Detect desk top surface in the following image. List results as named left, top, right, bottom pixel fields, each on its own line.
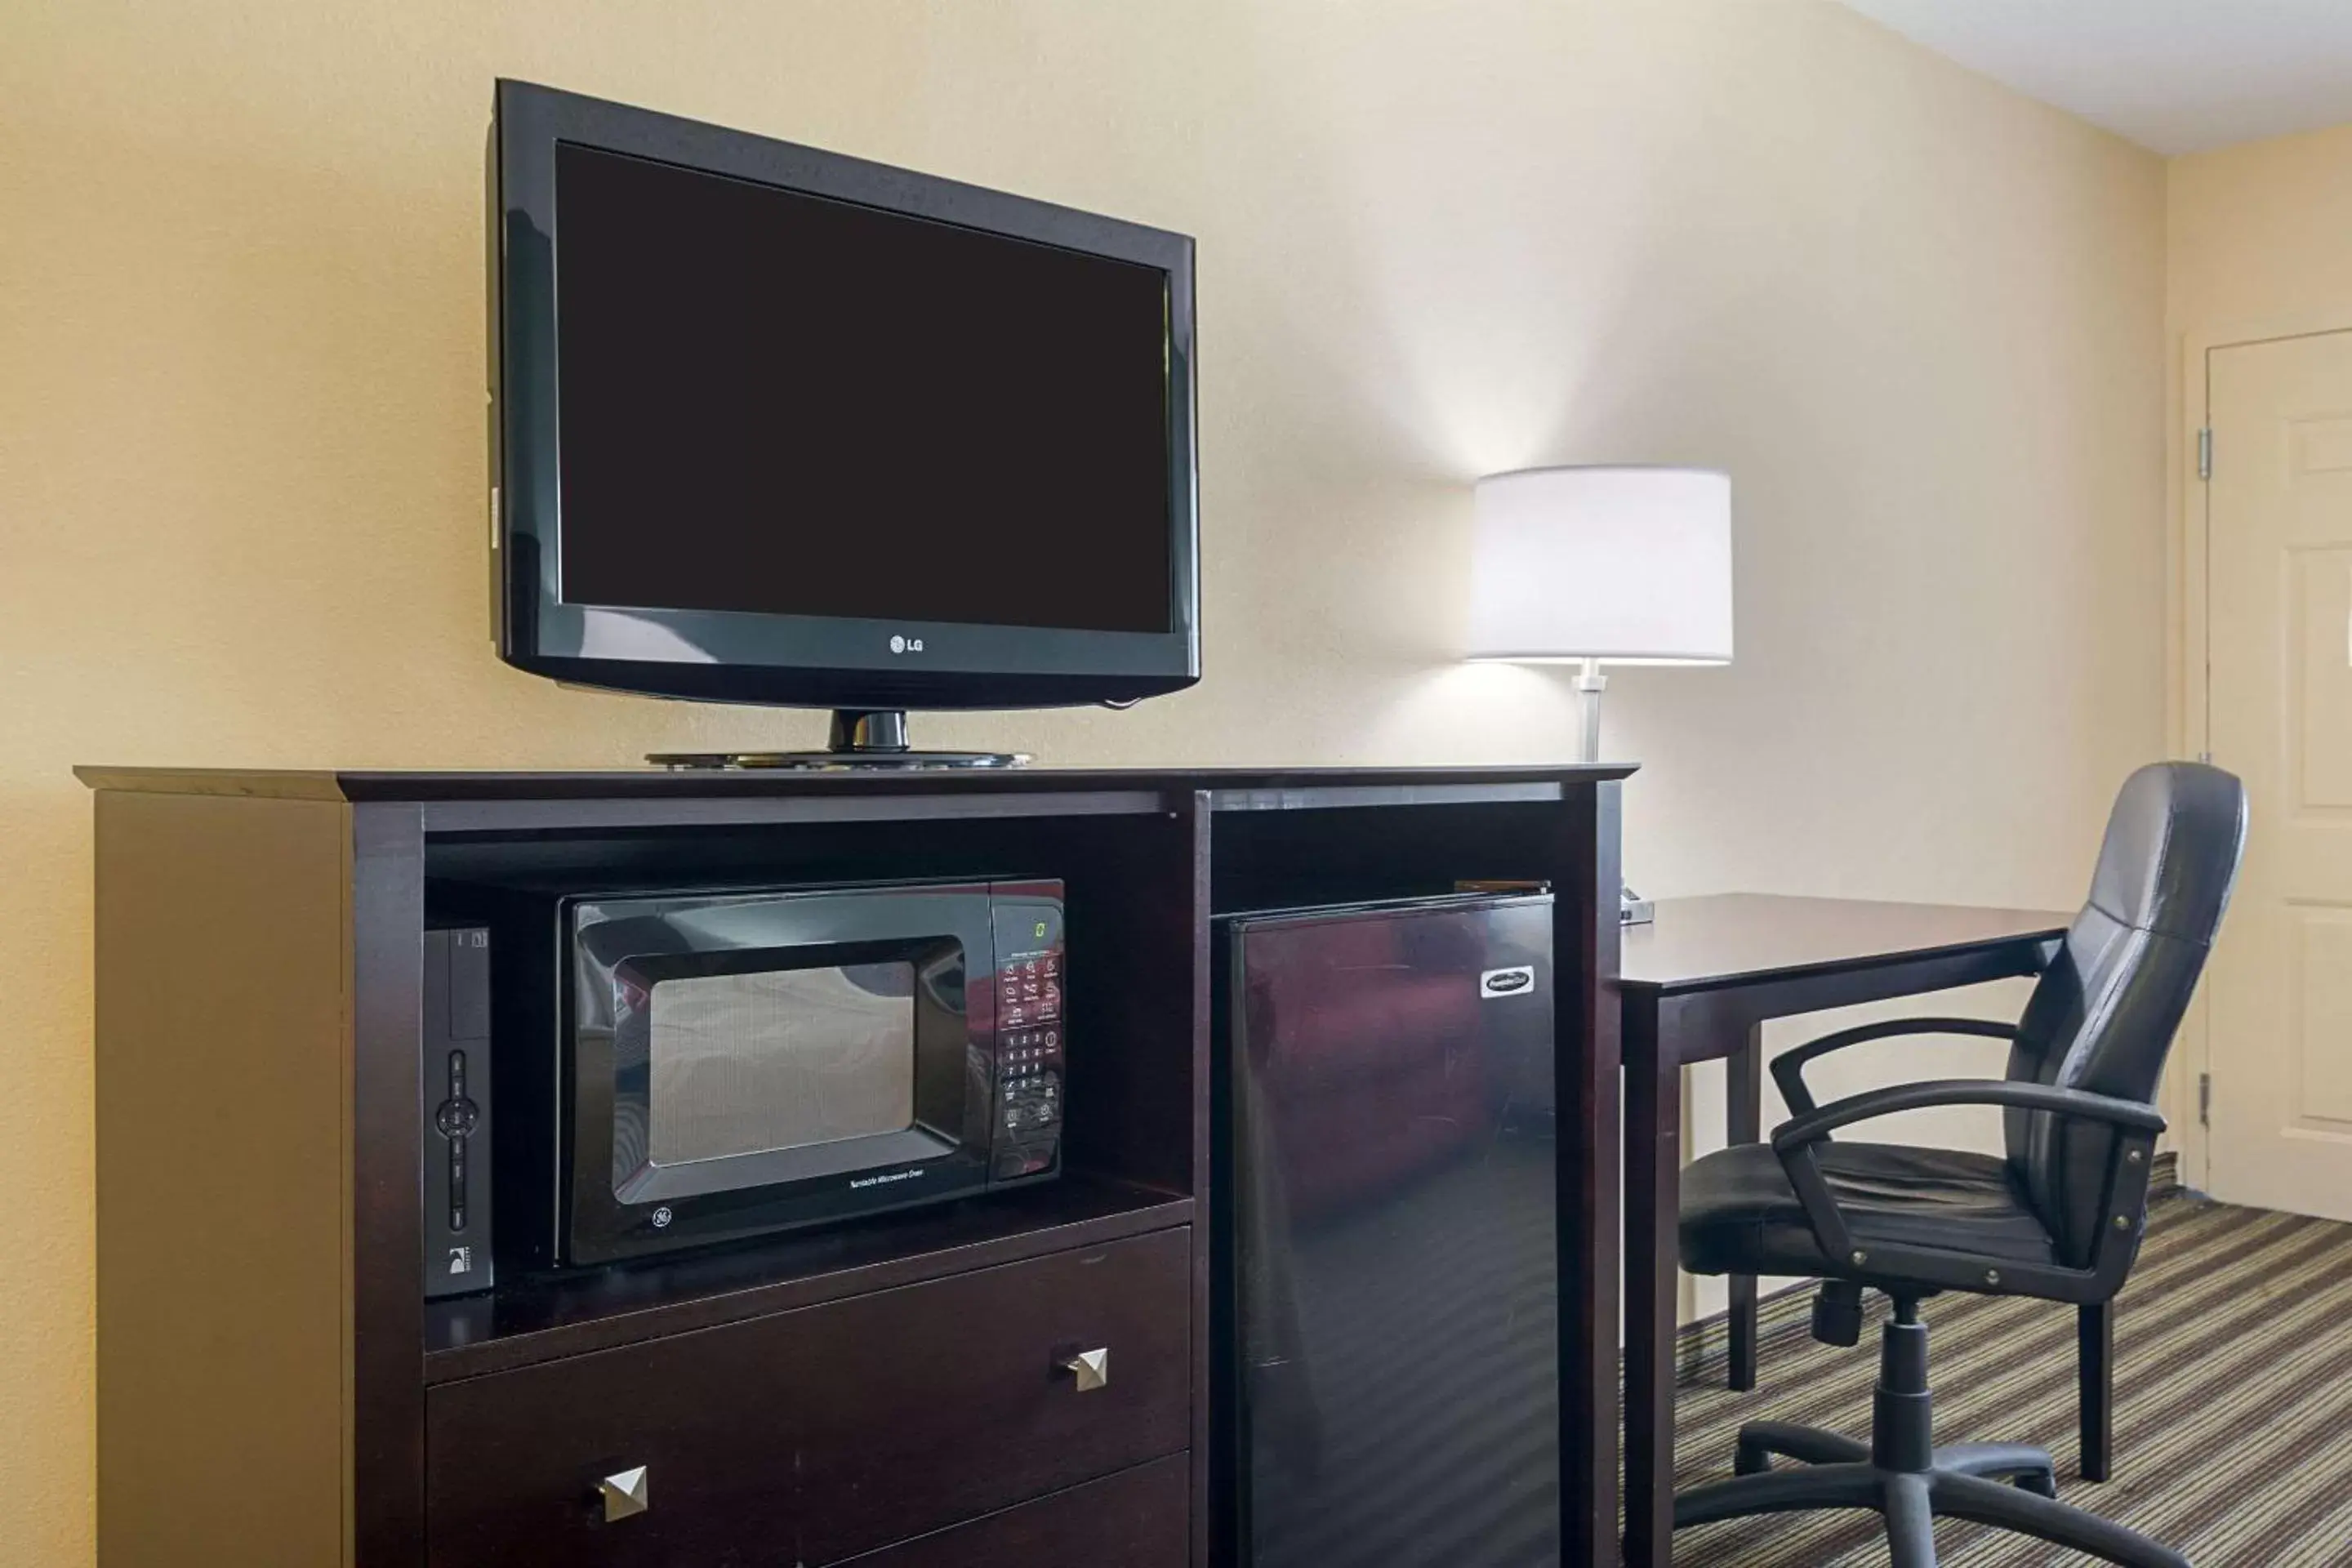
left=1619, top=893, right=2069, bottom=995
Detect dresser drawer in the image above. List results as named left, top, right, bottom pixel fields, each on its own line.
left=838, top=1455, right=1188, bottom=1568
left=425, top=1228, right=1192, bottom=1567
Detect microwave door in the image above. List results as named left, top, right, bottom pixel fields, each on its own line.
left=564, top=884, right=1010, bottom=1264
left=1226, top=894, right=1558, bottom=1568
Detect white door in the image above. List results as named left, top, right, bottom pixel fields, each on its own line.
left=2205, top=327, right=2352, bottom=1220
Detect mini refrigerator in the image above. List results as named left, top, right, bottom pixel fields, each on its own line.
left=1214, top=891, right=1559, bottom=1568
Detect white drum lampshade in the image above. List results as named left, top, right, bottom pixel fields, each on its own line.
left=1466, top=466, right=1733, bottom=666
left=1465, top=466, right=1732, bottom=764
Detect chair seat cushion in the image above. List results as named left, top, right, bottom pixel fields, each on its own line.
left=1679, top=1141, right=2056, bottom=1280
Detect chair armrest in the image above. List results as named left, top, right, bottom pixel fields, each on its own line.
left=1768, top=1080, right=2166, bottom=1303
left=1771, top=1079, right=2166, bottom=1156
left=1771, top=1018, right=2020, bottom=1116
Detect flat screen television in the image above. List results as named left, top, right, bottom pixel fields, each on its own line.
left=490, top=81, right=1200, bottom=764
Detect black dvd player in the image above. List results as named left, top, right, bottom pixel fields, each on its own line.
left=424, top=925, right=493, bottom=1298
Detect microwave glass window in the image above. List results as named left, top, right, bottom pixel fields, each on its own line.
left=646, top=961, right=917, bottom=1166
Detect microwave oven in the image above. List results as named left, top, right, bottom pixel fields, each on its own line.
left=460, top=876, right=1067, bottom=1275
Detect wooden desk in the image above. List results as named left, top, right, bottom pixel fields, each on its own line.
left=1617, top=893, right=2070, bottom=1568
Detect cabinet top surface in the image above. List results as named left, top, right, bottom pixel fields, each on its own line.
left=75, top=760, right=1637, bottom=803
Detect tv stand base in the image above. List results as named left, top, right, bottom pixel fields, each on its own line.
left=648, top=709, right=1029, bottom=771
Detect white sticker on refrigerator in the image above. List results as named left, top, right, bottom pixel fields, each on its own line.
left=1480, top=965, right=1535, bottom=998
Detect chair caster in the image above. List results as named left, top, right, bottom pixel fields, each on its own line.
left=2016, top=1468, right=2060, bottom=1499
left=1734, top=1441, right=1773, bottom=1477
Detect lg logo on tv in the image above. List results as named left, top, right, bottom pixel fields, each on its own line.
left=889, top=634, right=926, bottom=654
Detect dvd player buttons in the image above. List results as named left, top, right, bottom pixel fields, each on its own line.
left=434, top=1049, right=480, bottom=1232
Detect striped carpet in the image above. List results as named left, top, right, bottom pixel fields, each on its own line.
left=1664, top=1192, right=2352, bottom=1566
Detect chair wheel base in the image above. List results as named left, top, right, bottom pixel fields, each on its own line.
left=1675, top=1423, right=2184, bottom=1568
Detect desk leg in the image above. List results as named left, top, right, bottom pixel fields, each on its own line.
left=2080, top=1300, right=2114, bottom=1482
left=1726, top=1022, right=1762, bottom=1393
left=1624, top=1027, right=1682, bottom=1568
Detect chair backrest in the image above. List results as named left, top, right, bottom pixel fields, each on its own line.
left=2007, top=761, right=2247, bottom=1266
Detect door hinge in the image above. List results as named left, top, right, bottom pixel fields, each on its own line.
left=2198, top=1071, right=2212, bottom=1128
left=2198, top=427, right=2213, bottom=481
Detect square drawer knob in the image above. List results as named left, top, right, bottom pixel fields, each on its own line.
left=1059, top=1348, right=1110, bottom=1392
left=600, top=1465, right=650, bottom=1521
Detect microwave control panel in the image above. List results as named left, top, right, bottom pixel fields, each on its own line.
left=991, top=901, right=1065, bottom=1183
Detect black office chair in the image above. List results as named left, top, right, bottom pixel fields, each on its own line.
left=1671, top=761, right=2246, bottom=1568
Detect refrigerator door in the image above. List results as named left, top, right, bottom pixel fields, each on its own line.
left=1219, top=893, right=1558, bottom=1568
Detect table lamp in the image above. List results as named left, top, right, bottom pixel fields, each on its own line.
left=1466, top=465, right=1733, bottom=920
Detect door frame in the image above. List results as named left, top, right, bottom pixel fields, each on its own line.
left=2172, top=309, right=2352, bottom=1193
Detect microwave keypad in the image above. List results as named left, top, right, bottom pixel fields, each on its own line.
left=1000, top=1029, right=1062, bottom=1129
left=998, top=949, right=1063, bottom=1140
left=995, top=949, right=1062, bottom=1029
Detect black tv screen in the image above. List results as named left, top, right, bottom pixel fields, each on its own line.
left=492, top=81, right=1200, bottom=712
left=554, top=143, right=1174, bottom=635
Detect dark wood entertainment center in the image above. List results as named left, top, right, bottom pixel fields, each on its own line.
left=83, top=763, right=1628, bottom=1567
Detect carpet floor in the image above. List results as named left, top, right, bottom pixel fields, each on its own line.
left=1664, top=1192, right=2352, bottom=1566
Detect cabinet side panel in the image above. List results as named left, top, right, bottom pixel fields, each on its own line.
left=1554, top=781, right=1622, bottom=1568
left=96, top=792, right=353, bottom=1566
left=352, top=804, right=425, bottom=1567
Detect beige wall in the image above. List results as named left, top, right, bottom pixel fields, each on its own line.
left=2, top=2, right=2166, bottom=1559
left=2170, top=122, right=2352, bottom=339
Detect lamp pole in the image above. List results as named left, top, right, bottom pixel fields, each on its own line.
left=1573, top=657, right=1607, bottom=764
